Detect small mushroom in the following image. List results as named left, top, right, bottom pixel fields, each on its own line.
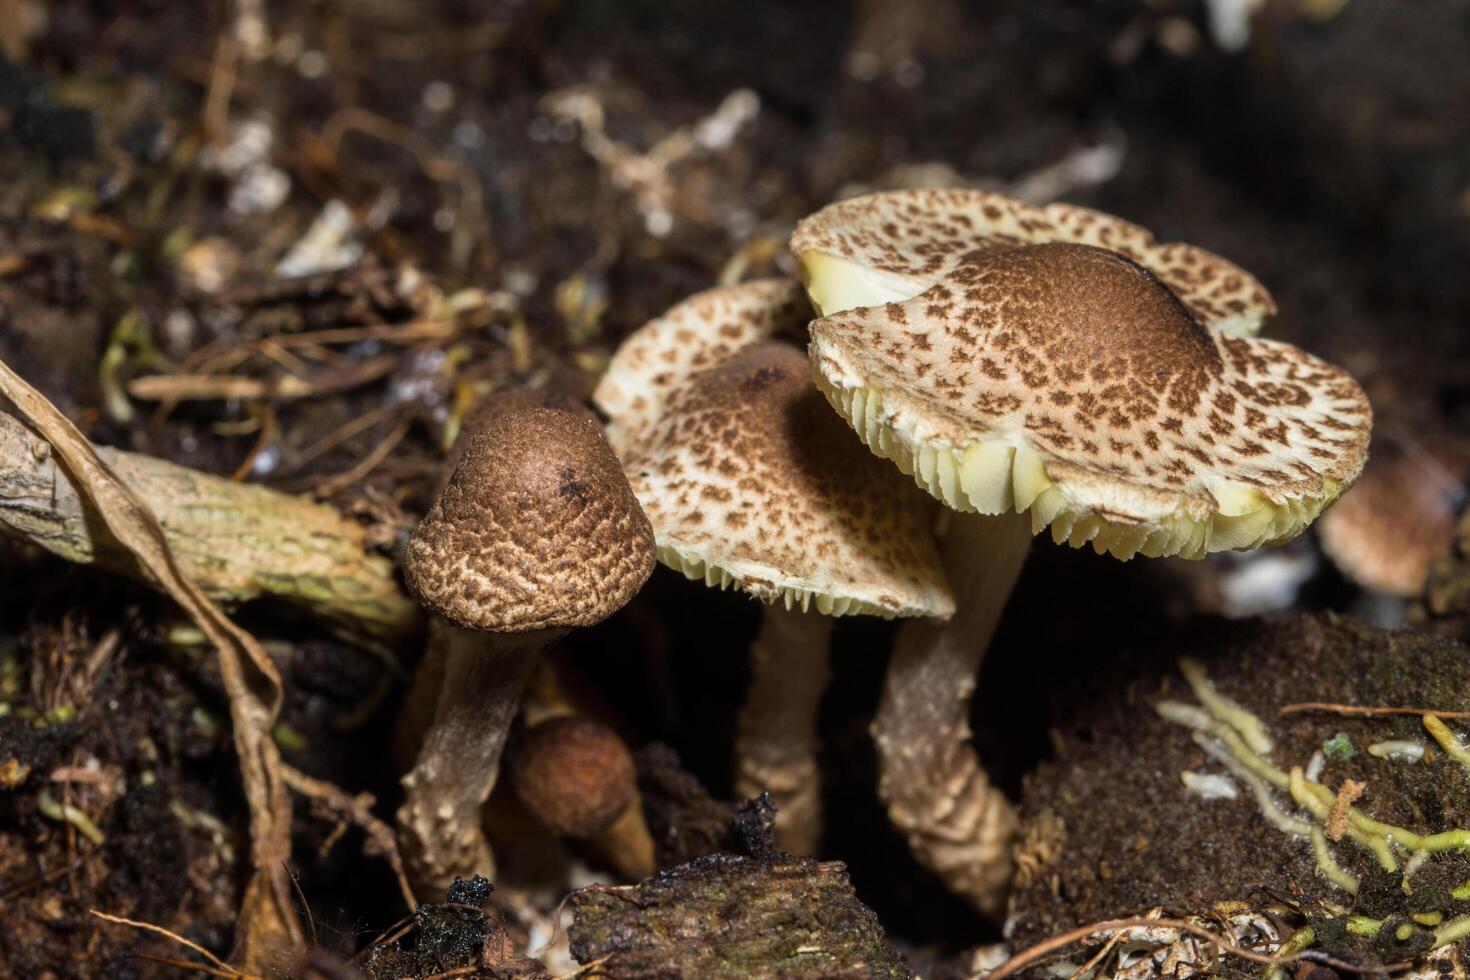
left=396, top=407, right=655, bottom=899
left=791, top=190, right=1372, bottom=914
left=595, top=281, right=953, bottom=854
left=509, top=716, right=656, bottom=880
left=1318, top=434, right=1469, bottom=597
left=395, top=386, right=604, bottom=769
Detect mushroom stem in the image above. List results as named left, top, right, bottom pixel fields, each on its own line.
left=733, top=605, right=833, bottom=854
left=586, top=799, right=658, bottom=880
left=397, top=624, right=554, bottom=900
left=871, top=508, right=1032, bottom=917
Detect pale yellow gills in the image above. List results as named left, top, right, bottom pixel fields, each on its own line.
left=792, top=188, right=1276, bottom=337
left=809, top=242, right=1371, bottom=561
left=622, top=340, right=952, bottom=618
left=594, top=278, right=809, bottom=455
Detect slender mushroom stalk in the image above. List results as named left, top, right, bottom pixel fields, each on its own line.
left=595, top=284, right=953, bottom=854
left=792, top=189, right=1372, bottom=914
left=732, top=605, right=832, bottom=855
left=397, top=408, right=655, bottom=900
left=871, top=510, right=1030, bottom=912
left=510, top=716, right=656, bottom=880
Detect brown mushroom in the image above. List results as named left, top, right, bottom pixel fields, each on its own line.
left=396, top=386, right=604, bottom=769
left=791, top=189, right=1372, bottom=914
left=509, top=716, right=655, bottom=880
left=1318, top=434, right=1469, bottom=597
left=395, top=407, right=655, bottom=899
left=595, top=281, right=953, bottom=854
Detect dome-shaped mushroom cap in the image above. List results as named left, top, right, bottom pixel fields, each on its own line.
left=622, top=339, right=954, bottom=619
left=593, top=279, right=810, bottom=455
left=405, top=408, right=656, bottom=632
left=1318, top=437, right=1469, bottom=596
left=809, top=242, right=1371, bottom=561
left=510, top=716, right=636, bottom=838
left=792, top=188, right=1275, bottom=337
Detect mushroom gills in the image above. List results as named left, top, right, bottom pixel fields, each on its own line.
left=813, top=368, right=1345, bottom=563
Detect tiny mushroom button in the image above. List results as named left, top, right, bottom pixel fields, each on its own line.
left=395, top=407, right=655, bottom=900
left=791, top=190, right=1372, bottom=916
left=595, top=280, right=954, bottom=855
left=510, top=715, right=656, bottom=880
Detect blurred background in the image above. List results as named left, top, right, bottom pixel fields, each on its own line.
left=2, top=0, right=1469, bottom=971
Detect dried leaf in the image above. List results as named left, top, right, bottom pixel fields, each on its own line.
left=0, top=357, right=301, bottom=971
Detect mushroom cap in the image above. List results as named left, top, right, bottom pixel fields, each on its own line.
left=620, top=337, right=954, bottom=618
left=792, top=188, right=1276, bottom=337
left=405, top=408, right=656, bottom=632
left=1318, top=437, right=1468, bottom=596
left=445, top=386, right=599, bottom=479
left=594, top=278, right=810, bottom=455
left=510, top=716, right=636, bottom=838
left=808, top=242, right=1371, bottom=560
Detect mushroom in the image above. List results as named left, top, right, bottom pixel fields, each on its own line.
left=396, top=406, right=655, bottom=899
left=790, top=189, right=1372, bottom=914
left=509, top=715, right=656, bottom=880
left=395, top=386, right=603, bottom=770
left=594, top=280, right=954, bottom=854
left=1318, top=434, right=1469, bottom=597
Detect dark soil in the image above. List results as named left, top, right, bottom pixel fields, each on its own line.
left=2, top=0, right=1469, bottom=974
left=1009, top=613, right=1470, bottom=968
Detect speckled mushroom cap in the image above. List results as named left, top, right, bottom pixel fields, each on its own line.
left=1318, top=438, right=1468, bottom=596
left=792, top=188, right=1276, bottom=337
left=808, top=242, right=1371, bottom=560
left=620, top=340, right=954, bottom=618
left=405, top=408, right=656, bottom=632
left=594, top=278, right=810, bottom=455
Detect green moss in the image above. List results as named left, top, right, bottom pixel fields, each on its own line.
left=1322, top=731, right=1355, bottom=760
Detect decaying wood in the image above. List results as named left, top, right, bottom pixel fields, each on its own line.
left=569, top=813, right=911, bottom=980
left=0, top=410, right=421, bottom=647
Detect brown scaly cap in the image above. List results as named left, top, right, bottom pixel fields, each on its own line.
left=792, top=188, right=1276, bottom=336
left=445, top=386, right=600, bottom=477
left=622, top=339, right=954, bottom=618
left=593, top=278, right=810, bottom=456
left=810, top=242, right=1371, bottom=560
left=510, top=717, right=636, bottom=837
left=405, top=408, right=655, bottom=632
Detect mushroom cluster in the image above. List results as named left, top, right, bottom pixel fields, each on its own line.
left=392, top=187, right=1372, bottom=922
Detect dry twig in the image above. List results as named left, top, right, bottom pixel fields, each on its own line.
left=1280, top=702, right=1470, bottom=720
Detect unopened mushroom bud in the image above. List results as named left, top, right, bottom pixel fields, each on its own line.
left=510, top=716, right=655, bottom=880
left=595, top=281, right=953, bottom=855
left=792, top=189, right=1372, bottom=915
left=395, top=407, right=655, bottom=900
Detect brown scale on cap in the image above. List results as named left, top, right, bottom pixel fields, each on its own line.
left=595, top=278, right=810, bottom=456
left=622, top=341, right=953, bottom=618
left=510, top=716, right=637, bottom=838
left=792, top=188, right=1275, bottom=336
left=405, top=408, right=655, bottom=633
left=811, top=242, right=1371, bottom=559
left=1319, top=437, right=1470, bottom=596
